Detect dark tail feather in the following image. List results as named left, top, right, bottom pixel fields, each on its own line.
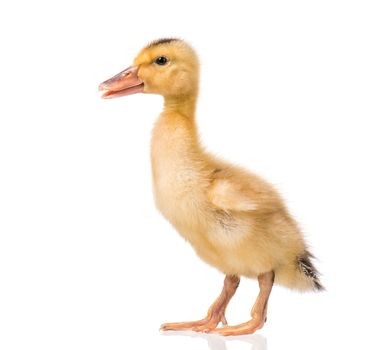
left=297, top=251, right=325, bottom=292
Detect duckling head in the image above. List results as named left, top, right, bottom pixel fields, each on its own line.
left=99, top=38, right=199, bottom=100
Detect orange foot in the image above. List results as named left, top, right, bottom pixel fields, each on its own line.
left=161, top=275, right=239, bottom=333
left=160, top=314, right=227, bottom=332
left=210, top=317, right=265, bottom=336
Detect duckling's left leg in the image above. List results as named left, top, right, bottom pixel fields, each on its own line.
left=160, top=275, right=240, bottom=332
left=211, top=271, right=274, bottom=336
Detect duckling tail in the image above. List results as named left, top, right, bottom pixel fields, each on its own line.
left=297, top=250, right=324, bottom=292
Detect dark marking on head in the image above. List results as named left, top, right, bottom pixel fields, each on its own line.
left=146, top=38, right=181, bottom=48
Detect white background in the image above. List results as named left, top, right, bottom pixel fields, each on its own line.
left=1, top=1, right=388, bottom=349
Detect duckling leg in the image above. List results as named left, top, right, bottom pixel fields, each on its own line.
left=211, top=271, right=274, bottom=336
left=160, top=275, right=240, bottom=332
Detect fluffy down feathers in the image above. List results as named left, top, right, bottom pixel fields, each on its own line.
left=136, top=39, right=322, bottom=291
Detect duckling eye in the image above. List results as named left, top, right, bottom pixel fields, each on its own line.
left=154, top=56, right=168, bottom=66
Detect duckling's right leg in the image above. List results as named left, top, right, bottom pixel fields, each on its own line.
left=160, top=275, right=240, bottom=332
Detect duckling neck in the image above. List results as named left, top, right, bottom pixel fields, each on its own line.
left=151, top=94, right=203, bottom=178
left=163, top=94, right=197, bottom=118
left=158, top=94, right=200, bottom=148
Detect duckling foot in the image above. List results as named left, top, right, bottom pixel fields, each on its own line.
left=211, top=271, right=274, bottom=336
left=160, top=275, right=239, bottom=332
left=160, top=314, right=225, bottom=332
left=210, top=317, right=266, bottom=336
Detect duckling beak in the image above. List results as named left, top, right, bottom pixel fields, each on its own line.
left=99, top=66, right=144, bottom=99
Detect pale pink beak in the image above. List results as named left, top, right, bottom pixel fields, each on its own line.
left=99, top=66, right=144, bottom=99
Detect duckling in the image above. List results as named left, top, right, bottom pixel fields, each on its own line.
left=99, top=38, right=323, bottom=336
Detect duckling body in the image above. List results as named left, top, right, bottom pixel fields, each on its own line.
left=100, top=38, right=323, bottom=335
left=151, top=108, right=309, bottom=286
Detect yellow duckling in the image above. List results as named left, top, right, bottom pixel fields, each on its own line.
left=99, top=38, right=323, bottom=336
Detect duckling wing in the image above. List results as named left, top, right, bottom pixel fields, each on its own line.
left=207, top=166, right=283, bottom=213
left=208, top=178, right=260, bottom=212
